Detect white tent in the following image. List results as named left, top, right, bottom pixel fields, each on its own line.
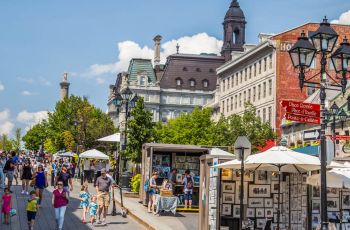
left=214, top=146, right=320, bottom=228
left=307, top=168, right=350, bottom=188
left=209, top=147, right=234, bottom=157
left=79, top=149, right=109, bottom=160
left=58, top=151, right=76, bottom=157
left=97, top=133, right=120, bottom=142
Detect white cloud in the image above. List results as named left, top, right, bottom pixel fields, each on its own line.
left=17, top=110, right=48, bottom=131
left=22, top=90, right=35, bottom=96
left=84, top=32, right=223, bottom=76
left=0, top=82, right=4, bottom=92
left=331, top=10, right=350, bottom=24
left=38, top=76, right=52, bottom=86
left=17, top=77, right=34, bottom=84
left=0, top=109, right=14, bottom=136
left=96, top=77, right=106, bottom=85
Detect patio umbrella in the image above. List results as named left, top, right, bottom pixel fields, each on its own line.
left=97, top=133, right=120, bottom=142
left=79, top=149, right=109, bottom=160
left=307, top=168, right=350, bottom=230
left=214, top=146, right=321, bottom=229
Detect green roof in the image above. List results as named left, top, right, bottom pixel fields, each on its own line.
left=127, top=59, right=156, bottom=83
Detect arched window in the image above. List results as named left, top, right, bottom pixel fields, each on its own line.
left=203, top=80, right=209, bottom=88
left=189, top=79, right=196, bottom=87
left=232, top=29, right=240, bottom=44
left=140, top=75, right=146, bottom=86
left=176, top=78, right=182, bottom=86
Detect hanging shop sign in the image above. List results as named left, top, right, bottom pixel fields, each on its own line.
left=282, top=100, right=321, bottom=124
left=285, top=113, right=321, bottom=124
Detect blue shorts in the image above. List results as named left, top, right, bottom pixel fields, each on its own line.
left=148, top=188, right=156, bottom=196
left=27, top=211, right=36, bottom=221
left=184, top=191, right=193, bottom=201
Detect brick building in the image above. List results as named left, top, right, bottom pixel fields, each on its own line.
left=212, top=22, right=350, bottom=135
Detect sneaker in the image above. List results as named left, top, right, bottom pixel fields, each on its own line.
left=102, top=219, right=107, bottom=225
left=96, top=220, right=101, bottom=224
left=26, top=191, right=29, bottom=195
left=21, top=190, right=25, bottom=194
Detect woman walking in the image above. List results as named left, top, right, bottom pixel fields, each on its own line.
left=147, top=171, right=159, bottom=213
left=52, top=182, right=69, bottom=230
left=34, top=164, right=48, bottom=205
left=21, top=160, right=32, bottom=195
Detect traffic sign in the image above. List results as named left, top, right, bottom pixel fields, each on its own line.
left=303, top=129, right=320, bottom=141
left=234, top=136, right=251, bottom=161
left=281, top=100, right=320, bottom=111
left=285, top=105, right=320, bottom=117
left=285, top=113, right=320, bottom=124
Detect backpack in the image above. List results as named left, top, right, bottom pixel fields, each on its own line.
left=186, top=176, right=193, bottom=190
left=144, top=179, right=150, bottom=192
left=3, top=159, right=12, bottom=172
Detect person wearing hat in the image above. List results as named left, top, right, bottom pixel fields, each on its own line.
left=95, top=168, right=112, bottom=225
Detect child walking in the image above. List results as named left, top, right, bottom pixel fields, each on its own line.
left=79, top=184, right=91, bottom=224
left=26, top=190, right=39, bottom=230
left=1, top=188, right=12, bottom=225
left=88, top=196, right=98, bottom=226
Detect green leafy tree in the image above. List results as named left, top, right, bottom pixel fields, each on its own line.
left=23, top=95, right=116, bottom=153
left=0, top=134, right=13, bottom=151
left=11, top=128, right=22, bottom=151
left=125, top=97, right=154, bottom=163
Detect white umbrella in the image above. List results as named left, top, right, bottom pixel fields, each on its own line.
left=97, top=133, right=120, bottom=142
left=79, top=149, right=109, bottom=160
left=209, top=148, right=234, bottom=157
left=214, top=146, right=320, bottom=228
left=58, top=151, right=76, bottom=158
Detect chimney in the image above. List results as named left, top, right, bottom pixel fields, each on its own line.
left=153, top=35, right=162, bottom=72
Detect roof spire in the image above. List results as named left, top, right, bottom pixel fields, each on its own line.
left=176, top=43, right=180, bottom=54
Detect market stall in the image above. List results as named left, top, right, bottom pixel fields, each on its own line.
left=140, top=143, right=209, bottom=211
left=79, top=149, right=110, bottom=183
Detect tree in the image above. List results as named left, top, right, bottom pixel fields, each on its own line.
left=23, top=95, right=116, bottom=153
left=0, top=134, right=12, bottom=151
left=125, top=97, right=154, bottom=163
left=12, top=128, right=21, bottom=151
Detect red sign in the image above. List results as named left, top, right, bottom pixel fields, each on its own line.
left=327, top=135, right=350, bottom=140
left=285, top=106, right=320, bottom=117
left=281, top=100, right=320, bottom=111
left=285, top=113, right=320, bottom=124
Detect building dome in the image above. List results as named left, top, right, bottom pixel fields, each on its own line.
left=225, top=0, right=245, bottom=20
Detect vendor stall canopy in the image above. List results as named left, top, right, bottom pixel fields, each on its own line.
left=79, top=149, right=109, bottom=160
left=97, top=133, right=120, bottom=142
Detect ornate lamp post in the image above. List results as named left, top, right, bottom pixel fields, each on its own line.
left=289, top=17, right=350, bottom=229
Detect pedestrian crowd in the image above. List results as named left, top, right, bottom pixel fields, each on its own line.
left=0, top=150, right=116, bottom=230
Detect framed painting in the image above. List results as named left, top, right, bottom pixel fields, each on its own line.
left=222, top=182, right=235, bottom=193
left=249, top=184, right=271, bottom=198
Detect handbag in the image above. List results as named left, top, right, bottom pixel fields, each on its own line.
left=10, top=208, right=16, bottom=217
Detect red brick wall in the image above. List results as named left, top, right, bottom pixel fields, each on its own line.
left=272, top=23, right=350, bottom=135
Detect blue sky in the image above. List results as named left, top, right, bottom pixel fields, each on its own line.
left=0, top=0, right=350, bottom=137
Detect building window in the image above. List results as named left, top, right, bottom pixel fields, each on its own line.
left=222, top=79, right=225, bottom=92
left=257, top=110, right=260, bottom=118
left=227, top=98, right=229, bottom=112
left=228, top=77, right=231, bottom=90
left=183, top=67, right=188, bottom=71
left=190, top=79, right=196, bottom=87
left=235, top=95, right=238, bottom=109
left=196, top=68, right=201, bottom=72
left=258, top=85, right=261, bottom=100
left=258, top=60, right=262, bottom=74
left=269, top=54, right=273, bottom=69
left=145, top=94, right=150, bottom=102
left=254, top=63, right=257, bottom=76
left=310, top=58, right=316, bottom=69
left=231, top=75, right=234, bottom=88
left=244, top=68, right=247, bottom=81
left=240, top=71, right=243, bottom=83
left=222, top=101, right=225, bottom=113
left=230, top=97, right=233, bottom=111
left=248, top=89, right=251, bottom=102
left=236, top=73, right=239, bottom=85
left=190, top=97, right=194, bottom=105
left=328, top=58, right=334, bottom=70
left=253, top=87, right=256, bottom=102
left=263, top=82, right=266, bottom=98
left=264, top=57, right=267, bottom=72
left=239, top=93, right=242, bottom=107
left=209, top=68, right=215, bottom=73
left=140, top=75, right=146, bottom=86
left=269, top=79, right=272, bottom=96
left=268, top=106, right=272, bottom=124
left=263, top=108, right=266, bottom=122
left=244, top=91, right=246, bottom=103
left=176, top=78, right=182, bottom=86
left=249, top=66, right=252, bottom=79
left=203, top=80, right=209, bottom=88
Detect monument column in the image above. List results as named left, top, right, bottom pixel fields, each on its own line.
left=60, top=72, right=70, bottom=101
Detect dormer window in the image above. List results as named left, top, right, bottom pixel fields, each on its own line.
left=196, top=68, right=201, bottom=72
left=176, top=78, right=183, bottom=86
left=140, top=75, right=146, bottom=86
left=190, top=79, right=196, bottom=87
left=183, top=67, right=188, bottom=71
left=209, top=68, right=215, bottom=73
left=203, top=80, right=209, bottom=88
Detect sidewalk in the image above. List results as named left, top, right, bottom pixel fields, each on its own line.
left=113, top=190, right=198, bottom=230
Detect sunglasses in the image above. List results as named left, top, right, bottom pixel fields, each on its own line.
left=57, top=183, right=63, bottom=186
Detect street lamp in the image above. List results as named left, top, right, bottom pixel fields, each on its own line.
left=289, top=17, right=350, bottom=230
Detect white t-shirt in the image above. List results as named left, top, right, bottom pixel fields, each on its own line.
left=84, top=160, right=90, bottom=170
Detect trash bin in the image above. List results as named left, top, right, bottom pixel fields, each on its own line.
left=120, top=171, right=132, bottom=189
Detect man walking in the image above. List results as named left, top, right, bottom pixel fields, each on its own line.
left=0, top=152, right=6, bottom=189
left=95, top=168, right=112, bottom=225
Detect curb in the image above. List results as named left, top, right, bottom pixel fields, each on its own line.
left=114, top=198, right=156, bottom=230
